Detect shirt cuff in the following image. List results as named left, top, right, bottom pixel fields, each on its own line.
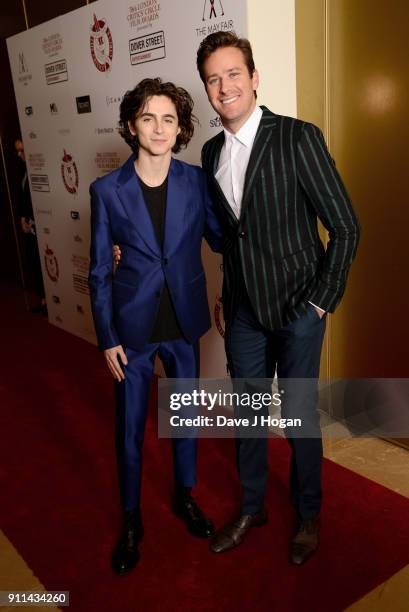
left=308, top=301, right=326, bottom=314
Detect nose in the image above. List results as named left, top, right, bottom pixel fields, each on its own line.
left=219, top=76, right=231, bottom=96
left=154, top=119, right=163, bottom=133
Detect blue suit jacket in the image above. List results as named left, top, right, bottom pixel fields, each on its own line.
left=89, top=155, right=223, bottom=351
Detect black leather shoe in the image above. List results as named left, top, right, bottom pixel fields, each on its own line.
left=173, top=491, right=215, bottom=539
left=290, top=516, right=320, bottom=565
left=111, top=508, right=144, bottom=575
left=210, top=510, right=268, bottom=553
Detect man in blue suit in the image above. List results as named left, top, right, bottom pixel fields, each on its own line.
left=88, top=78, right=222, bottom=575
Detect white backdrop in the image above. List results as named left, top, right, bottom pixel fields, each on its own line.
left=7, top=0, right=247, bottom=376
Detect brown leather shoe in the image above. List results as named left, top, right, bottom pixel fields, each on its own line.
left=210, top=510, right=268, bottom=553
left=290, top=516, right=320, bottom=565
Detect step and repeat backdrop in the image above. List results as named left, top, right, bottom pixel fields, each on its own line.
left=7, top=0, right=247, bottom=376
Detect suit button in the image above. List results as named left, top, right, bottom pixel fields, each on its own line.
left=238, top=231, right=245, bottom=238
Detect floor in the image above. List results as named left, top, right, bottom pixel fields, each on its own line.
left=0, top=284, right=408, bottom=610
left=1, top=437, right=407, bottom=611
left=324, top=437, right=409, bottom=611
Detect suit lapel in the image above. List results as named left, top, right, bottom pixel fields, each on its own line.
left=240, top=107, right=277, bottom=219
left=116, top=154, right=161, bottom=257
left=163, top=159, right=186, bottom=256
left=207, top=131, right=238, bottom=225
left=209, top=130, right=224, bottom=175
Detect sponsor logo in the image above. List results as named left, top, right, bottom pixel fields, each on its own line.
left=25, top=105, right=33, bottom=116
left=95, top=151, right=121, bottom=175
left=90, top=14, right=113, bottom=72
left=94, top=127, right=114, bottom=135
left=106, top=95, right=122, bottom=108
left=70, top=210, right=80, bottom=220
left=196, top=0, right=233, bottom=37
left=210, top=116, right=222, bottom=128
left=73, top=275, right=89, bottom=295
left=28, top=153, right=45, bottom=172
left=214, top=294, right=225, bottom=338
left=42, top=33, right=63, bottom=57
left=127, top=1, right=161, bottom=31
left=36, top=207, right=52, bottom=217
left=202, top=0, right=225, bottom=20
left=18, top=53, right=32, bottom=85
left=45, top=59, right=68, bottom=85
left=30, top=174, right=50, bottom=193
left=52, top=295, right=61, bottom=304
left=72, top=254, right=90, bottom=296
left=28, top=131, right=37, bottom=139
left=50, top=102, right=58, bottom=114
left=61, top=150, right=79, bottom=194
left=44, top=245, right=59, bottom=282
left=19, top=52, right=29, bottom=74
left=129, top=30, right=165, bottom=65
left=76, top=95, right=91, bottom=114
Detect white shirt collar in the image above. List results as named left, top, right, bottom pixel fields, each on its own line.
left=223, top=105, right=263, bottom=147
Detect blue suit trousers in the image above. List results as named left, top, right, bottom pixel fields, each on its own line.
left=114, top=338, right=199, bottom=511
left=225, top=295, right=326, bottom=520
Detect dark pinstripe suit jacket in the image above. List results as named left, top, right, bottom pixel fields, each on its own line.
left=201, top=106, right=360, bottom=330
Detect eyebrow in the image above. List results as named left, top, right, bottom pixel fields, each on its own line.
left=206, top=67, right=242, bottom=80
left=140, top=112, right=177, bottom=119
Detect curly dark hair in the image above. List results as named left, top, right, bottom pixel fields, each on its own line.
left=197, top=32, right=256, bottom=94
left=118, top=78, right=197, bottom=155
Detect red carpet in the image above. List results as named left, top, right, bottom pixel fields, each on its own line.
left=1, top=282, right=409, bottom=612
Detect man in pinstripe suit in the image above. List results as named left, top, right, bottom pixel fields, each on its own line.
left=197, top=32, right=360, bottom=564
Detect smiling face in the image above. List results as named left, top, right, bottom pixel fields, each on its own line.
left=128, top=95, right=181, bottom=159
left=203, top=46, right=259, bottom=133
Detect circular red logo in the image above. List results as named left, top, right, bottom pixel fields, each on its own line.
left=90, top=14, right=113, bottom=72
left=61, top=149, right=79, bottom=194
left=44, top=245, right=59, bottom=282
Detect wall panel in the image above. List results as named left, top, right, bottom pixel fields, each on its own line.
left=328, top=0, right=409, bottom=378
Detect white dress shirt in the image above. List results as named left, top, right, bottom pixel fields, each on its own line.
left=215, top=105, right=263, bottom=219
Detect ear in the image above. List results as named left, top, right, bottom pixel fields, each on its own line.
left=252, top=68, right=260, bottom=93
left=128, top=119, right=137, bottom=136
left=177, top=126, right=181, bottom=135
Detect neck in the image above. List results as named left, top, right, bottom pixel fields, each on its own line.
left=222, top=99, right=257, bottom=134
left=134, top=150, right=171, bottom=186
